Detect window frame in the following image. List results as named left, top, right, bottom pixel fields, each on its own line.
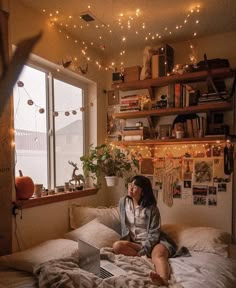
left=14, top=55, right=88, bottom=190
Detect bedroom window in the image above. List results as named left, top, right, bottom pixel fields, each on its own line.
left=13, top=63, right=86, bottom=189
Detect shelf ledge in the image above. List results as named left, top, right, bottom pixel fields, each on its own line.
left=13, top=188, right=99, bottom=209
left=111, top=136, right=229, bottom=146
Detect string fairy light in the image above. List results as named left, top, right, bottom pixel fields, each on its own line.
left=110, top=141, right=226, bottom=162
left=44, top=5, right=202, bottom=72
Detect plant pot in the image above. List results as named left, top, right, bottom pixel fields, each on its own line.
left=105, top=176, right=119, bottom=187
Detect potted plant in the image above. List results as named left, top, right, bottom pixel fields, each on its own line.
left=80, top=143, right=140, bottom=187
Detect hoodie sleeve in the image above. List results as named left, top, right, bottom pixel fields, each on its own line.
left=138, top=205, right=161, bottom=257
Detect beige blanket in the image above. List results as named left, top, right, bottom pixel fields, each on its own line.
left=34, top=248, right=183, bottom=288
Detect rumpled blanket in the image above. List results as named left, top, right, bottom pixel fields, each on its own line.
left=34, top=247, right=183, bottom=288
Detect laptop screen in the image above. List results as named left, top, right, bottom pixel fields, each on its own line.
left=78, top=239, right=127, bottom=279
left=78, top=239, right=100, bottom=276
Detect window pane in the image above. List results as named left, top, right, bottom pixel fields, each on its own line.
left=54, top=79, right=84, bottom=187
left=14, top=66, right=48, bottom=187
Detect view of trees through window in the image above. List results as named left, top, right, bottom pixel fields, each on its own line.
left=14, top=65, right=84, bottom=189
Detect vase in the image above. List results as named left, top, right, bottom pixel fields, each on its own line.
left=105, top=176, right=119, bottom=187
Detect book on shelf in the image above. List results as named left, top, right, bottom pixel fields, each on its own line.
left=120, top=104, right=140, bottom=109
left=120, top=99, right=139, bottom=105
left=123, top=126, right=147, bottom=131
left=151, top=54, right=159, bottom=79
left=120, top=94, right=139, bottom=99
left=186, top=119, right=194, bottom=137
left=107, top=134, right=121, bottom=141
left=192, top=118, right=199, bottom=138
left=185, top=116, right=206, bottom=138
left=167, top=83, right=175, bottom=108
left=174, top=83, right=182, bottom=108
left=122, top=127, right=150, bottom=136
left=201, top=91, right=227, bottom=97
left=198, top=99, right=226, bottom=104
left=119, top=107, right=140, bottom=112
left=204, top=134, right=226, bottom=138
left=122, top=135, right=144, bottom=141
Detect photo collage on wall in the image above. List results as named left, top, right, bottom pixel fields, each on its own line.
left=140, top=142, right=232, bottom=207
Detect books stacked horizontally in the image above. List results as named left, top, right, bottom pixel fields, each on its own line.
left=198, top=91, right=228, bottom=104
left=119, top=95, right=140, bottom=112
left=122, top=126, right=150, bottom=141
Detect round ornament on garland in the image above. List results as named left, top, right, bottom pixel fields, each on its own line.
left=15, top=170, right=34, bottom=200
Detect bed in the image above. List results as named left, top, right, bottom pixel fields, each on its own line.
left=0, top=204, right=235, bottom=288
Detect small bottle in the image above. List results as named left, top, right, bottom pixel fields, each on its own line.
left=64, top=182, right=69, bottom=192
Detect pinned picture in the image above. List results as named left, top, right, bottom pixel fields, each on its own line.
left=208, top=197, right=217, bottom=206
left=194, top=160, right=213, bottom=184
left=193, top=185, right=207, bottom=205
left=218, top=183, right=227, bottom=192
left=184, top=180, right=192, bottom=189
left=183, top=159, right=193, bottom=180
left=173, top=184, right=182, bottom=198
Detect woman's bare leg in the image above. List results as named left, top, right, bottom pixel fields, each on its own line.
left=150, top=243, right=170, bottom=285
left=113, top=240, right=141, bottom=256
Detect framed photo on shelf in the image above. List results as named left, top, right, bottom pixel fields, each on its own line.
left=107, top=90, right=120, bottom=106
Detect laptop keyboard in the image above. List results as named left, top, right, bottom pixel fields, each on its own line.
left=100, top=267, right=114, bottom=279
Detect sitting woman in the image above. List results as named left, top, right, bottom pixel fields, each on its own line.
left=112, top=175, right=177, bottom=286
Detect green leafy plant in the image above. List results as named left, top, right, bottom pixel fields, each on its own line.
left=80, top=143, right=140, bottom=187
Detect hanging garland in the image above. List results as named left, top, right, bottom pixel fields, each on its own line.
left=16, top=80, right=94, bottom=117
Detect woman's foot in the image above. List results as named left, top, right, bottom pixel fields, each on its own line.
left=150, top=271, right=168, bottom=286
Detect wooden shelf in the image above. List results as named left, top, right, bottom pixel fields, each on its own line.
left=113, top=101, right=232, bottom=119
left=112, top=67, right=233, bottom=91
left=112, top=136, right=228, bottom=146
left=13, top=188, right=99, bottom=209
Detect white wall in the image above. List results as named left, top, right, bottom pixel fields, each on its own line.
left=12, top=194, right=101, bottom=252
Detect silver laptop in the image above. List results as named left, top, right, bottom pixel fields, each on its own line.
left=78, top=239, right=127, bottom=279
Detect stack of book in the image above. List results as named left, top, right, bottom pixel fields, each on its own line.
left=122, top=126, right=150, bottom=141
left=198, top=91, right=228, bottom=104
left=119, top=95, right=140, bottom=112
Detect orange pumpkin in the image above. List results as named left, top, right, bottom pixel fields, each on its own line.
left=15, top=170, right=34, bottom=200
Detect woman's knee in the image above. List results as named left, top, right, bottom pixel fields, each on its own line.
left=113, top=240, right=126, bottom=254
left=151, top=243, right=169, bottom=259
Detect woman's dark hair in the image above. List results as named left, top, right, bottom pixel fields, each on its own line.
left=130, top=175, right=157, bottom=207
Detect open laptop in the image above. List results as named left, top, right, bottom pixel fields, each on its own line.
left=78, top=239, right=127, bottom=279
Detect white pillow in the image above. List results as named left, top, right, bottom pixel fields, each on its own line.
left=69, top=204, right=120, bottom=233
left=162, top=224, right=231, bottom=257
left=0, top=239, right=79, bottom=273
left=65, top=219, right=120, bottom=248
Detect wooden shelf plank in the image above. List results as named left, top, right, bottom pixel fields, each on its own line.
left=113, top=101, right=232, bottom=119
left=112, top=136, right=228, bottom=146
left=13, top=188, right=99, bottom=209
left=112, top=68, right=233, bottom=91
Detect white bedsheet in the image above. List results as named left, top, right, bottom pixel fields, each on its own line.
left=1, top=251, right=236, bottom=287
left=170, top=251, right=236, bottom=288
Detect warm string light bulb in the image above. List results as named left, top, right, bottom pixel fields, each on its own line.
left=44, top=5, right=202, bottom=72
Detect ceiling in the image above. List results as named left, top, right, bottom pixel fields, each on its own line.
left=19, top=0, right=236, bottom=66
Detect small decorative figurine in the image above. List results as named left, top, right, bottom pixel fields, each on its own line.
left=68, top=161, right=85, bottom=189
